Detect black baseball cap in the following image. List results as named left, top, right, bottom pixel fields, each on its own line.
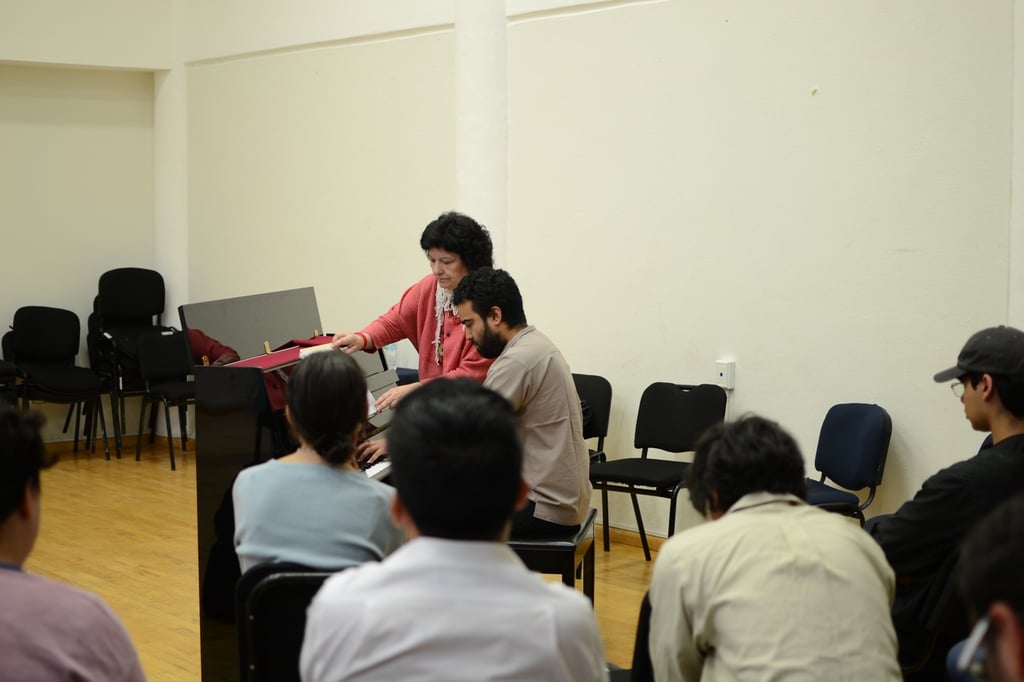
left=933, top=326, right=1024, bottom=382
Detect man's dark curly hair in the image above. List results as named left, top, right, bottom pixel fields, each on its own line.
left=419, top=212, right=494, bottom=271
left=452, top=268, right=527, bottom=328
left=0, top=406, right=57, bottom=521
left=688, top=415, right=807, bottom=517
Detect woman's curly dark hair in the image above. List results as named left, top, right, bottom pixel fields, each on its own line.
left=420, top=212, right=494, bottom=271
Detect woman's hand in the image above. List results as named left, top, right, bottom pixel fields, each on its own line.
left=374, top=383, right=420, bottom=412
left=331, top=332, right=365, bottom=354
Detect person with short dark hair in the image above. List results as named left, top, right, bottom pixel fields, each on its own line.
left=868, top=326, right=1024, bottom=672
left=649, top=415, right=901, bottom=682
left=0, top=406, right=146, bottom=681
left=232, top=351, right=403, bottom=572
left=300, top=379, right=608, bottom=681
left=453, top=267, right=591, bottom=538
left=954, top=493, right=1024, bottom=682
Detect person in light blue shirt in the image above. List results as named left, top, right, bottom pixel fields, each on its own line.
left=232, top=351, right=403, bottom=572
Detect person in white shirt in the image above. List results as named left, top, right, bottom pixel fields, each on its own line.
left=300, top=378, right=608, bottom=682
left=648, top=415, right=901, bottom=682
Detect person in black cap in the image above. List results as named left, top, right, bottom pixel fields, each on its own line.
left=868, top=325, right=1024, bottom=677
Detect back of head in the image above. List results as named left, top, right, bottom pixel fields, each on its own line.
left=0, top=406, right=55, bottom=522
left=286, top=352, right=368, bottom=465
left=958, top=493, right=1024, bottom=618
left=387, top=378, right=522, bottom=540
left=419, top=212, right=494, bottom=270
left=452, top=267, right=527, bottom=328
left=688, top=415, right=807, bottom=516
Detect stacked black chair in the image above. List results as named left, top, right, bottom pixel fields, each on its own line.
left=589, top=383, right=727, bottom=561
left=805, top=402, right=892, bottom=525
left=91, top=267, right=171, bottom=455
left=2, top=306, right=110, bottom=457
left=0, top=359, right=18, bottom=406
left=136, top=329, right=196, bottom=470
left=235, top=562, right=338, bottom=682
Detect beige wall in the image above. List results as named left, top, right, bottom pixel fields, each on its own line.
left=0, top=63, right=156, bottom=439
left=3, top=0, right=1021, bottom=535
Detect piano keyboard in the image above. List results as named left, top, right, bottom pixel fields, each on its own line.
left=364, top=459, right=391, bottom=481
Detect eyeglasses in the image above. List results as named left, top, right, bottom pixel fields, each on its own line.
left=951, top=381, right=966, bottom=399
left=956, top=615, right=989, bottom=679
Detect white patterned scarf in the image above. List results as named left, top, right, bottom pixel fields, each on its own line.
left=433, top=284, right=456, bottom=366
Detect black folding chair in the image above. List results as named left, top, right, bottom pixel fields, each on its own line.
left=589, top=383, right=727, bottom=561
left=136, top=329, right=195, bottom=470
left=235, top=562, right=338, bottom=682
left=2, top=306, right=110, bottom=457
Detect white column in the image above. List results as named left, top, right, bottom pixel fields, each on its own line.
left=154, top=65, right=189, bottom=324
left=454, top=0, right=508, bottom=267
left=1010, top=0, right=1024, bottom=326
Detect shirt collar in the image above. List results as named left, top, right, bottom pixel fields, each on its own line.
left=725, top=491, right=805, bottom=515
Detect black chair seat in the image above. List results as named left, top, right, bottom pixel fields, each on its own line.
left=149, top=380, right=194, bottom=402
left=509, top=508, right=597, bottom=603
left=590, top=458, right=689, bottom=490
left=0, top=360, right=17, bottom=380
left=806, top=479, right=860, bottom=508
left=20, top=363, right=102, bottom=394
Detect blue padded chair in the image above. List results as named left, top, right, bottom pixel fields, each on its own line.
left=589, top=383, right=728, bottom=561
left=805, top=403, right=892, bottom=525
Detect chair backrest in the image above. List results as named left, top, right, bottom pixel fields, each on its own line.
left=138, top=330, right=192, bottom=384
left=9, top=306, right=80, bottom=364
left=813, top=403, right=892, bottom=491
left=635, top=383, right=727, bottom=454
left=573, top=373, right=612, bottom=442
left=235, top=562, right=337, bottom=682
left=96, top=267, right=165, bottom=323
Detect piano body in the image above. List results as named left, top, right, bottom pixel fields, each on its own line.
left=179, top=288, right=396, bottom=681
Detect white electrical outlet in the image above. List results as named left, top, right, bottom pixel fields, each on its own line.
left=715, top=360, right=736, bottom=390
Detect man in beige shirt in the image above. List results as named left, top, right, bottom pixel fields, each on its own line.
left=453, top=267, right=591, bottom=537
left=649, top=415, right=901, bottom=682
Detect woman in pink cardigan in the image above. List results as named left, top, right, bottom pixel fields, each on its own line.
left=332, top=212, right=494, bottom=460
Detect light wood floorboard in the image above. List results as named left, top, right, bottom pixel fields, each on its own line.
left=28, top=438, right=660, bottom=680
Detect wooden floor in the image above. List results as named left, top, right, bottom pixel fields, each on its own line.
left=28, top=438, right=659, bottom=681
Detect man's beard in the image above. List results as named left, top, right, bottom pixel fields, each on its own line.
left=475, top=328, right=507, bottom=359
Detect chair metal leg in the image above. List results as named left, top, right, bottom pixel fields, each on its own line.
left=148, top=402, right=158, bottom=444
left=629, top=489, right=651, bottom=561
left=668, top=484, right=684, bottom=537
left=95, top=399, right=111, bottom=460
left=601, top=489, right=611, bottom=552
left=107, top=389, right=121, bottom=458
left=136, top=398, right=147, bottom=462
left=62, top=403, right=75, bottom=433
left=178, top=403, right=188, bottom=450
left=162, top=398, right=176, bottom=471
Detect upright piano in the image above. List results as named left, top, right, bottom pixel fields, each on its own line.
left=180, top=288, right=396, bottom=681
